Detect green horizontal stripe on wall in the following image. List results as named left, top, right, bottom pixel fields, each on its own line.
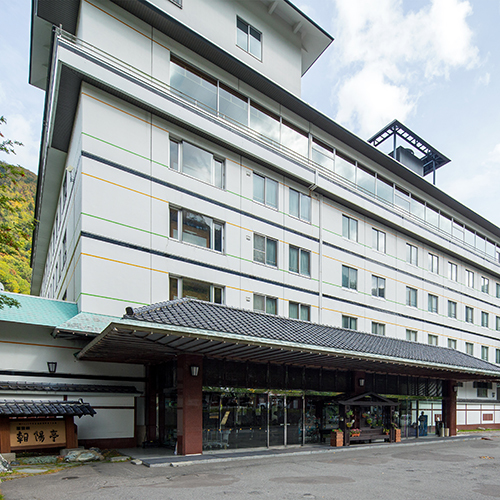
left=82, top=212, right=167, bottom=238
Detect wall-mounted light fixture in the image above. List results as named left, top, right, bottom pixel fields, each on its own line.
left=358, top=378, right=365, bottom=387
left=453, top=385, right=459, bottom=393
left=190, top=365, right=200, bottom=377
left=47, top=362, right=58, bottom=374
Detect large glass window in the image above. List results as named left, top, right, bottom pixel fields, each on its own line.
left=174, top=140, right=224, bottom=188
left=481, top=311, right=489, bottom=328
left=335, top=152, right=356, bottom=182
left=371, top=276, right=386, bottom=298
left=170, top=207, right=223, bottom=252
left=254, top=234, right=277, bottom=267
left=481, top=276, right=490, bottom=294
left=482, top=346, right=489, bottom=361
left=219, top=83, right=248, bottom=126
left=289, top=246, right=310, bottom=276
left=281, top=120, right=308, bottom=157
left=312, top=138, right=334, bottom=170
left=448, top=262, right=457, bottom=281
left=289, top=302, right=310, bottom=321
left=342, top=215, right=358, bottom=241
left=289, top=189, right=311, bottom=222
left=376, top=176, right=393, bottom=204
left=170, top=57, right=217, bottom=113
left=356, top=165, right=375, bottom=195
left=254, top=294, right=277, bottom=315
left=406, top=329, right=417, bottom=342
left=342, top=265, right=358, bottom=290
left=448, top=338, right=457, bottom=349
left=465, top=342, right=474, bottom=356
left=428, top=334, right=438, bottom=346
left=406, top=287, right=417, bottom=307
left=428, top=253, right=439, bottom=274
left=253, top=173, right=278, bottom=208
left=250, top=102, right=280, bottom=143
left=169, top=276, right=223, bottom=303
left=237, top=17, right=262, bottom=59
left=466, top=270, right=474, bottom=288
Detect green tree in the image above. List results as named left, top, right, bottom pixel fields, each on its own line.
left=0, top=115, right=35, bottom=309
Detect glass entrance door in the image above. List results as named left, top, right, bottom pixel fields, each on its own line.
left=269, top=395, right=285, bottom=446
left=287, top=396, right=302, bottom=445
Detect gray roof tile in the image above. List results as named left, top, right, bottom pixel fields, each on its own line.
left=0, top=400, right=96, bottom=417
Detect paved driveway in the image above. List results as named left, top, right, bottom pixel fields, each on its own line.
left=2, top=435, right=500, bottom=499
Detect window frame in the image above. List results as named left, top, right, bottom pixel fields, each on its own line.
left=448, top=262, right=458, bottom=281
left=481, top=311, right=489, bottom=328
left=342, top=265, right=358, bottom=291
left=481, top=345, right=489, bottom=361
left=481, top=276, right=490, bottom=294
left=406, top=329, right=417, bottom=342
left=371, top=275, right=386, bottom=298
left=342, top=215, right=358, bottom=242
left=428, top=294, right=438, bottom=314
left=371, top=322, right=385, bottom=336
left=465, top=306, right=474, bottom=324
left=170, top=206, right=224, bottom=253
left=465, top=342, right=474, bottom=356
left=253, top=172, right=278, bottom=209
left=289, top=302, right=311, bottom=321
left=253, top=293, right=277, bottom=315
left=253, top=233, right=278, bottom=267
left=448, top=338, right=457, bottom=349
left=289, top=188, right=311, bottom=222
left=406, top=286, right=417, bottom=307
left=428, top=334, right=438, bottom=346
left=372, top=228, right=386, bottom=253
left=466, top=269, right=474, bottom=288
left=236, top=16, right=262, bottom=60
left=406, top=243, right=418, bottom=266
left=342, top=315, right=357, bottom=330
left=448, top=300, right=457, bottom=319
left=428, top=252, right=439, bottom=274
left=289, top=245, right=311, bottom=277
left=169, top=276, right=224, bottom=304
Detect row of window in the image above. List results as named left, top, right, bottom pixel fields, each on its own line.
left=168, top=54, right=500, bottom=263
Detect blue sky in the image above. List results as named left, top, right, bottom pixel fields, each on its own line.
left=1, top=0, right=499, bottom=226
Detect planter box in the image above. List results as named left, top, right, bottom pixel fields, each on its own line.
left=395, top=428, right=401, bottom=443
left=330, top=432, right=344, bottom=447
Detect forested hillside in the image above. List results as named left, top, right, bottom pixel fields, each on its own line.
left=0, top=163, right=37, bottom=293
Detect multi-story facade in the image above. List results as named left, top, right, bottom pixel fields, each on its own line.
left=9, top=0, right=500, bottom=452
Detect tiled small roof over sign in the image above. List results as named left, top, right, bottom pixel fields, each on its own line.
left=0, top=382, right=140, bottom=394
left=0, top=400, right=96, bottom=417
left=110, top=299, right=500, bottom=377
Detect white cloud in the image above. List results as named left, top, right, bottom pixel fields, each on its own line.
left=330, top=0, right=479, bottom=137
left=475, top=72, right=490, bottom=86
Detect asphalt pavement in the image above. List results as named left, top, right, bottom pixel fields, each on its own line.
left=2, top=433, right=500, bottom=500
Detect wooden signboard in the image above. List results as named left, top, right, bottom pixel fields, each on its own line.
left=10, top=419, right=66, bottom=450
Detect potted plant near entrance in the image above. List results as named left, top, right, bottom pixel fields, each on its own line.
left=350, top=428, right=361, bottom=437
left=330, top=429, right=344, bottom=447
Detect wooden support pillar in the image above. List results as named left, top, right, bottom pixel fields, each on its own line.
left=0, top=417, right=11, bottom=454
left=64, top=416, right=78, bottom=449
left=145, top=366, right=158, bottom=442
left=442, top=380, right=457, bottom=436
left=177, top=354, right=203, bottom=455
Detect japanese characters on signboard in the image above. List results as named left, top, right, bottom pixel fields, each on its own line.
left=10, top=420, right=66, bottom=449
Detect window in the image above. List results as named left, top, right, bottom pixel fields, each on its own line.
left=406, top=243, right=418, bottom=266
left=237, top=17, right=262, bottom=60
left=448, top=338, right=457, bottom=349
left=311, top=137, right=334, bottom=170
left=342, top=266, right=358, bottom=290
left=448, top=262, right=457, bottom=281
left=254, top=294, right=277, bottom=315
left=465, top=306, right=474, bottom=323
left=342, top=315, right=357, bottom=330
left=406, top=329, right=417, bottom=342
left=497, top=283, right=500, bottom=299
left=406, top=287, right=417, bottom=307
left=482, top=311, right=489, bottom=328
left=466, top=269, right=474, bottom=288
left=497, top=316, right=500, bottom=331
left=342, top=215, right=358, bottom=241
left=496, top=349, right=500, bottom=364
left=465, top=342, right=474, bottom=356
left=170, top=207, right=223, bottom=252
left=168, top=0, right=182, bottom=7
left=428, top=294, right=438, bottom=314
left=289, top=246, right=310, bottom=276
left=253, top=173, right=278, bottom=208
left=169, top=276, right=223, bottom=303
left=169, top=138, right=224, bottom=188
left=289, top=189, right=311, bottom=222
left=482, top=346, right=489, bottom=361
left=481, top=276, right=490, bottom=294
left=428, top=334, right=438, bottom=346
left=289, top=302, right=310, bottom=321
left=371, top=322, right=385, bottom=336
left=372, top=228, right=386, bottom=253
left=428, top=253, right=439, bottom=274
left=448, top=300, right=457, bottom=319
left=254, top=234, right=277, bottom=267
left=371, top=276, right=386, bottom=298
left=477, top=384, right=488, bottom=398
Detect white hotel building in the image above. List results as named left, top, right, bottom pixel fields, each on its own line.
left=2, top=0, right=500, bottom=454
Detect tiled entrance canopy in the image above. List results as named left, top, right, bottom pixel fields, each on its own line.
left=0, top=400, right=96, bottom=417
left=76, top=299, right=500, bottom=381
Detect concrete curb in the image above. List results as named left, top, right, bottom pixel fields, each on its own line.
left=143, top=434, right=484, bottom=468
